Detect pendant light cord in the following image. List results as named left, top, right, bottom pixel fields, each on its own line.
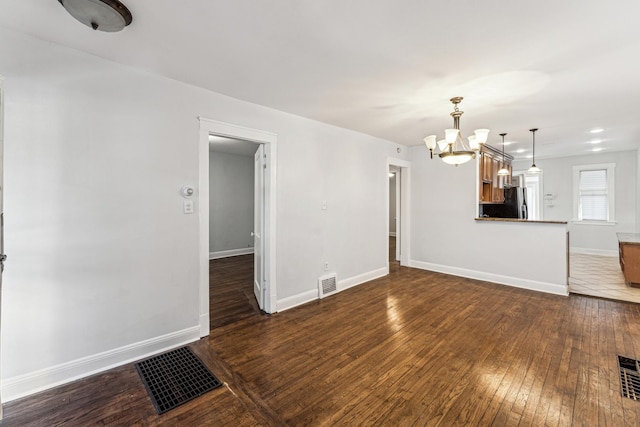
left=530, top=128, right=538, bottom=166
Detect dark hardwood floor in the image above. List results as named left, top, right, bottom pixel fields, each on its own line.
left=4, top=249, right=640, bottom=425
left=210, top=254, right=261, bottom=329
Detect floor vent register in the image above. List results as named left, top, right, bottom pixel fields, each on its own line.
left=618, top=355, right=640, bottom=400
left=135, top=346, right=223, bottom=414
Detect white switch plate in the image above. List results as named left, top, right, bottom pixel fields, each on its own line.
left=324, top=262, right=329, bottom=271
left=183, top=200, right=194, bottom=214
left=321, top=201, right=327, bottom=210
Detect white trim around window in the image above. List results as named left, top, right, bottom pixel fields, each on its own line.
left=572, top=163, right=616, bottom=225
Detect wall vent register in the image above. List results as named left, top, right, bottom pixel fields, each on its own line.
left=318, top=273, right=337, bottom=298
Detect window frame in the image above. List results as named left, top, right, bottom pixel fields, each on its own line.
left=572, top=163, right=616, bottom=225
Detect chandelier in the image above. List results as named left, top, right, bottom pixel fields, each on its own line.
left=423, top=97, right=490, bottom=166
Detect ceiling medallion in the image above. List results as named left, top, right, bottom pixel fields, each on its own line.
left=59, top=0, right=132, bottom=32
left=423, top=97, right=490, bottom=166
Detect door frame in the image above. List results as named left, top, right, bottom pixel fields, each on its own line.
left=0, top=74, right=4, bottom=420
left=198, top=118, right=277, bottom=336
left=386, top=157, right=410, bottom=270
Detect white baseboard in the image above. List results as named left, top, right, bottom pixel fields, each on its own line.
left=570, top=247, right=618, bottom=257
left=277, top=267, right=389, bottom=312
left=209, top=248, right=254, bottom=260
left=277, top=289, right=318, bottom=312
left=339, top=267, right=388, bottom=292
left=199, top=313, right=210, bottom=337
left=2, top=326, right=201, bottom=403
left=409, top=260, right=568, bottom=296
left=389, top=232, right=397, bottom=237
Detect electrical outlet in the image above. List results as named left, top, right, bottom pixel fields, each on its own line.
left=324, top=262, right=329, bottom=271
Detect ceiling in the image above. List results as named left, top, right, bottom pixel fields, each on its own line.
left=209, top=135, right=259, bottom=157
left=1, top=0, right=639, bottom=160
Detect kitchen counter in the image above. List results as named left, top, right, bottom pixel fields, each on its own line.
left=617, top=233, right=640, bottom=245
left=475, top=217, right=567, bottom=225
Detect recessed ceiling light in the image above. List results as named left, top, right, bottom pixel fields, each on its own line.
left=589, top=139, right=603, bottom=144
left=592, top=147, right=604, bottom=152
left=525, top=154, right=533, bottom=159
left=515, top=148, right=526, bottom=153
left=589, top=128, right=604, bottom=134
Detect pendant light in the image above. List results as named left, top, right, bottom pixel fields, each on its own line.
left=528, top=128, right=542, bottom=173
left=58, top=0, right=133, bottom=32
left=423, top=97, right=490, bottom=166
left=497, top=133, right=510, bottom=176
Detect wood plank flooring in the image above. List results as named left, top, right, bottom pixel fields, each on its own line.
left=210, top=255, right=261, bottom=329
left=4, top=252, right=640, bottom=425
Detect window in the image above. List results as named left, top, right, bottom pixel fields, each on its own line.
left=573, top=163, right=615, bottom=223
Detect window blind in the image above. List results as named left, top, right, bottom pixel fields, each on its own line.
left=578, top=169, right=608, bottom=221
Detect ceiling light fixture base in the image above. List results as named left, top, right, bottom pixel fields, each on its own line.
left=59, top=0, right=133, bottom=32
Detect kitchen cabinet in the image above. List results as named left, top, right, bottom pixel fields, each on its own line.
left=479, top=145, right=513, bottom=204
left=618, top=233, right=640, bottom=286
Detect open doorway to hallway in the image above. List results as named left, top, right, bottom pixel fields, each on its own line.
left=208, top=135, right=263, bottom=329
left=388, top=167, right=400, bottom=271
left=386, top=158, right=410, bottom=271
left=199, top=118, right=278, bottom=336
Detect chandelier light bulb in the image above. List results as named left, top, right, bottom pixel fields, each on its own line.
left=474, top=129, right=490, bottom=145
left=468, top=135, right=479, bottom=151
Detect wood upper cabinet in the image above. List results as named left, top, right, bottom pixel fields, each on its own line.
left=478, top=145, right=513, bottom=204
left=482, top=153, right=492, bottom=181
left=479, top=152, right=492, bottom=202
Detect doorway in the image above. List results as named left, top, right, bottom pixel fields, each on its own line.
left=387, top=158, right=410, bottom=271
left=388, top=167, right=400, bottom=267
left=208, top=136, right=262, bottom=329
left=198, top=119, right=277, bottom=337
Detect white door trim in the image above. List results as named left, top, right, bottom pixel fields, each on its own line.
left=253, top=144, right=265, bottom=310
left=387, top=158, right=410, bottom=269
left=0, top=73, right=5, bottom=420
left=198, top=118, right=278, bottom=337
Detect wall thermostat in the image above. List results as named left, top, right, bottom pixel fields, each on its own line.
left=180, top=185, right=195, bottom=198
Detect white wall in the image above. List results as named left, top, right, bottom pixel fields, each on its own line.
left=513, top=150, right=637, bottom=255
left=637, top=149, right=640, bottom=233
left=0, top=26, right=409, bottom=400
left=409, top=147, right=568, bottom=295
left=209, top=151, right=254, bottom=256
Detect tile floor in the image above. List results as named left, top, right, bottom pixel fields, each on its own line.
left=569, top=252, right=640, bottom=303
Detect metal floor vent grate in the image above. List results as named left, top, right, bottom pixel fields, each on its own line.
left=135, top=346, right=222, bottom=414
left=618, top=355, right=640, bottom=400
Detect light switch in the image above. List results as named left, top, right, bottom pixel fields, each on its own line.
left=183, top=200, right=194, bottom=214
left=321, top=201, right=327, bottom=210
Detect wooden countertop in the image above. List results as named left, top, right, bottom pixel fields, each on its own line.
left=475, top=217, right=568, bottom=225
left=617, top=233, right=640, bottom=245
